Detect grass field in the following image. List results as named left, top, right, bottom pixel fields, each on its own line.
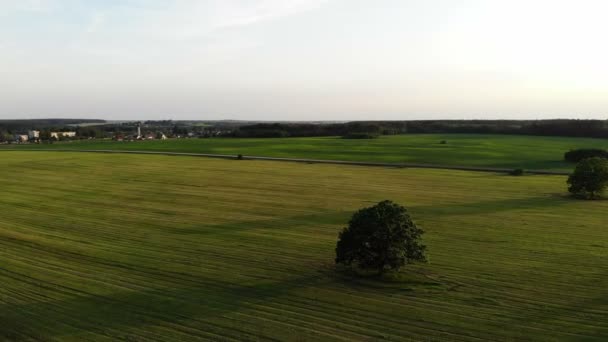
left=6, top=134, right=608, bottom=171
left=1, top=152, right=608, bottom=341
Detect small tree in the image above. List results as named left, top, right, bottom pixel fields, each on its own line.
left=567, top=157, right=608, bottom=199
left=510, top=168, right=525, bottom=176
left=336, top=200, right=426, bottom=274
left=1, top=132, right=12, bottom=143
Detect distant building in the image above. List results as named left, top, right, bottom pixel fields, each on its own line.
left=28, top=130, right=40, bottom=139
left=50, top=131, right=77, bottom=139
left=14, top=134, right=29, bottom=142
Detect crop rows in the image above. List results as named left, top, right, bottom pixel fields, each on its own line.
left=0, top=152, right=606, bottom=340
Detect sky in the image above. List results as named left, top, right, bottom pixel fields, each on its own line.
left=1, top=0, right=607, bottom=121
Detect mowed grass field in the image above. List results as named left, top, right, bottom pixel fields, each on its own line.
left=9, top=133, right=608, bottom=171
left=1, top=151, right=607, bottom=341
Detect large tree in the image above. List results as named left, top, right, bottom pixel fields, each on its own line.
left=336, top=200, right=426, bottom=274
left=567, top=157, right=608, bottom=199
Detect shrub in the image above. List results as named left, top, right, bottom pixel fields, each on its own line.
left=567, top=157, right=608, bottom=199
left=564, top=149, right=608, bottom=163
left=335, top=200, right=426, bottom=274
left=237, top=154, right=244, bottom=160
left=234, top=129, right=289, bottom=138
left=510, top=168, right=525, bottom=176
left=342, top=133, right=379, bottom=139
left=440, top=140, right=447, bottom=144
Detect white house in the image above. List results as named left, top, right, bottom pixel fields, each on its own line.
left=28, top=130, right=40, bottom=140
left=14, top=134, right=29, bottom=142
left=50, top=131, right=77, bottom=139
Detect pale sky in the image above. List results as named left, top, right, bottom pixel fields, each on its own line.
left=1, top=0, right=607, bottom=121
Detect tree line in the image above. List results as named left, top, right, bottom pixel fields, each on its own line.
left=3, top=119, right=607, bottom=140
left=0, top=119, right=104, bottom=131
left=231, top=120, right=608, bottom=138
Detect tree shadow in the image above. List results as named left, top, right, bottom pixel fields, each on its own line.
left=169, top=210, right=351, bottom=237
left=490, top=159, right=571, bottom=172
left=325, top=263, right=451, bottom=295
left=0, top=271, right=329, bottom=340
left=413, top=195, right=572, bottom=217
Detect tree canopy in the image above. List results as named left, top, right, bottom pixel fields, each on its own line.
left=567, top=157, right=608, bottom=199
left=564, top=149, right=608, bottom=163
left=336, top=200, right=426, bottom=274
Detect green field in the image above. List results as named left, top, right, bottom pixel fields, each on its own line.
left=1, top=151, right=607, bottom=340
left=7, top=134, right=608, bottom=171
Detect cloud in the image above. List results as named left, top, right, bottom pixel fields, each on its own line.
left=0, top=0, right=51, bottom=12
left=85, top=12, right=107, bottom=34
left=117, top=0, right=331, bottom=40
left=70, top=0, right=331, bottom=61
left=210, top=0, right=330, bottom=30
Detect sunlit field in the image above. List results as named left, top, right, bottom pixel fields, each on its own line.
left=0, top=152, right=606, bottom=340
left=7, top=134, right=608, bottom=171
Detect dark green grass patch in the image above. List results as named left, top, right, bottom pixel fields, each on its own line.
left=6, top=133, right=608, bottom=171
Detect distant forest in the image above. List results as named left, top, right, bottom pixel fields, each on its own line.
left=233, top=120, right=608, bottom=139
left=0, top=119, right=105, bottom=131
left=1, top=119, right=607, bottom=140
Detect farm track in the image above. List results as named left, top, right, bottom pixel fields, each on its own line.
left=2, top=133, right=607, bottom=172
left=0, top=151, right=606, bottom=341
left=0, top=148, right=570, bottom=175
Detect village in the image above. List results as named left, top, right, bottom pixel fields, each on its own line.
left=9, top=130, right=77, bottom=143
left=0, top=122, right=231, bottom=144
left=4, top=128, right=167, bottom=144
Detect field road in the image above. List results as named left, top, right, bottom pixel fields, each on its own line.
left=0, top=148, right=570, bottom=175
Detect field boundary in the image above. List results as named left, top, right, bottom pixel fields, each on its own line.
left=0, top=148, right=571, bottom=175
